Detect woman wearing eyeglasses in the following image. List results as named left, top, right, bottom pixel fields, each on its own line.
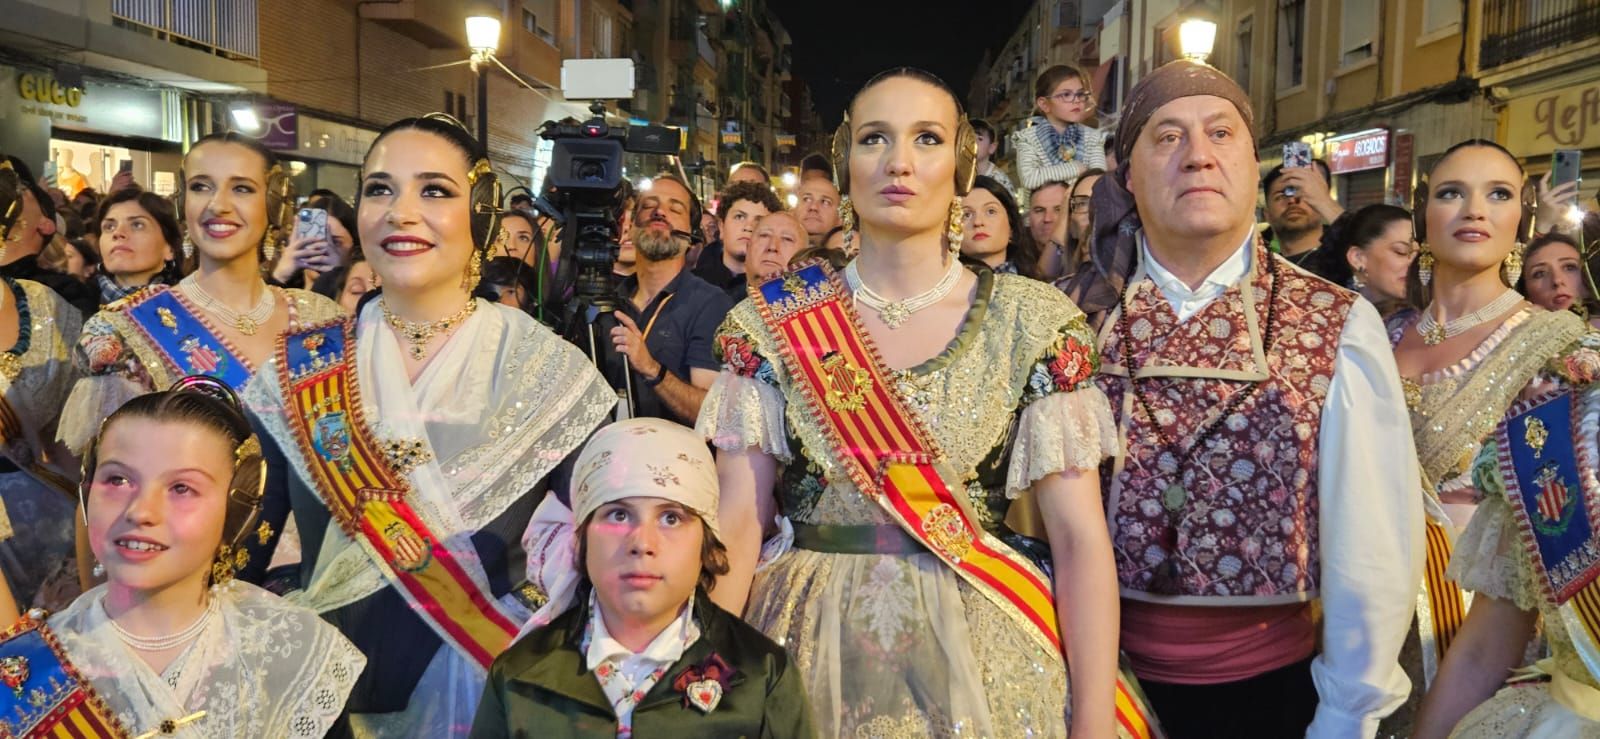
left=1011, top=65, right=1106, bottom=193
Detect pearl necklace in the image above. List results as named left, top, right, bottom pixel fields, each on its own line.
left=843, top=257, right=963, bottom=329
left=381, top=297, right=478, bottom=360
left=178, top=277, right=275, bottom=336
left=1415, top=289, right=1523, bottom=346
left=107, top=597, right=217, bottom=652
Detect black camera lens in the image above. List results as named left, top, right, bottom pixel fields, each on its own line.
left=575, top=160, right=607, bottom=183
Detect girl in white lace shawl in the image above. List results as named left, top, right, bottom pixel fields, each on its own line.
left=53, top=376, right=363, bottom=737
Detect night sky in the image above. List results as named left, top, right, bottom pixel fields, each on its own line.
left=770, top=0, right=1035, bottom=125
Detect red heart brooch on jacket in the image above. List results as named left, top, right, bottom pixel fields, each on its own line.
left=672, top=653, right=736, bottom=714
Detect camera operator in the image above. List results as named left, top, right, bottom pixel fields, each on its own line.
left=608, top=174, right=733, bottom=424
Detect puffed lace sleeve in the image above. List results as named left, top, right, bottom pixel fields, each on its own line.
left=696, top=312, right=791, bottom=461
left=1006, top=315, right=1119, bottom=498
left=1447, top=442, right=1545, bottom=612
left=57, top=312, right=153, bottom=453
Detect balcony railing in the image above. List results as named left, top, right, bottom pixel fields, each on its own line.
left=1481, top=0, right=1600, bottom=69
left=112, top=0, right=259, bottom=60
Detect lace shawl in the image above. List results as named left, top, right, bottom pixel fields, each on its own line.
left=50, top=583, right=365, bottom=738
left=243, top=300, right=616, bottom=615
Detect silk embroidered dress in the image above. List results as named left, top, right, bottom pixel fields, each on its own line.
left=58, top=285, right=342, bottom=453
left=699, top=264, right=1118, bottom=737
left=239, top=298, right=615, bottom=737
left=1443, top=330, right=1600, bottom=737
left=0, top=278, right=83, bottom=613
left=1381, top=306, right=1587, bottom=735
left=0, top=582, right=364, bottom=738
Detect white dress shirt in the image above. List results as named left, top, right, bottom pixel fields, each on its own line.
left=586, top=594, right=700, bottom=728
left=1139, top=237, right=1426, bottom=739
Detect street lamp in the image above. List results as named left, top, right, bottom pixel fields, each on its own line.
left=466, top=8, right=502, bottom=146
left=1179, top=18, right=1218, bottom=63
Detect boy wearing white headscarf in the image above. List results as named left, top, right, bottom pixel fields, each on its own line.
left=470, top=418, right=816, bottom=738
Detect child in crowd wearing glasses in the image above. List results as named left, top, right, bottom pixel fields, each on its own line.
left=1011, top=65, right=1107, bottom=192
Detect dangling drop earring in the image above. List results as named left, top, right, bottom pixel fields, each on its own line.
left=1502, top=243, right=1525, bottom=286
left=182, top=234, right=195, bottom=261
left=945, top=196, right=964, bottom=255
left=461, top=252, right=483, bottom=292
left=91, top=561, right=105, bottom=578
left=1351, top=267, right=1367, bottom=290
left=261, top=228, right=278, bottom=265
left=837, top=197, right=856, bottom=254
left=1418, top=246, right=1434, bottom=287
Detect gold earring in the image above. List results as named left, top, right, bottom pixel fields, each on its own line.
left=1503, top=243, right=1525, bottom=285
left=838, top=196, right=855, bottom=233
left=946, top=196, right=964, bottom=255
left=462, top=253, right=483, bottom=292
left=1418, top=246, right=1434, bottom=287
left=182, top=235, right=195, bottom=261
left=210, top=543, right=248, bottom=589
left=261, top=227, right=279, bottom=264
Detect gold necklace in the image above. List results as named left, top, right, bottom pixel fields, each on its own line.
left=381, top=297, right=478, bottom=360
left=178, top=277, right=275, bottom=335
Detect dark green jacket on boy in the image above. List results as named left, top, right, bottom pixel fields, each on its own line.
left=469, top=590, right=816, bottom=738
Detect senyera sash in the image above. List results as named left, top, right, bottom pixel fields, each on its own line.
left=1495, top=390, right=1600, bottom=684
left=276, top=320, right=520, bottom=671
left=0, top=611, right=127, bottom=738
left=751, top=260, right=1161, bottom=739
left=1417, top=516, right=1468, bottom=687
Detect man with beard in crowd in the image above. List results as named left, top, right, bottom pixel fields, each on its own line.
left=1263, top=160, right=1348, bottom=283
left=609, top=175, right=734, bottom=425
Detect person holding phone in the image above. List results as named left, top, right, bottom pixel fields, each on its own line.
left=1535, top=150, right=1586, bottom=237
left=270, top=192, right=357, bottom=290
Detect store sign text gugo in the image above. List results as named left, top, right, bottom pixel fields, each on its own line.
left=17, top=73, right=83, bottom=108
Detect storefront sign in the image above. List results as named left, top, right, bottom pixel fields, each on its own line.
left=721, top=120, right=742, bottom=148
left=1327, top=129, right=1389, bottom=174
left=776, top=133, right=797, bottom=148
left=6, top=70, right=171, bottom=141
left=1503, top=78, right=1600, bottom=157
left=255, top=103, right=298, bottom=150
left=269, top=114, right=377, bottom=166
left=1391, top=132, right=1414, bottom=205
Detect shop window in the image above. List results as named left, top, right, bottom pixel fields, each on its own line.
left=1422, top=0, right=1459, bottom=35
left=1340, top=0, right=1376, bottom=65
left=1277, top=0, right=1306, bottom=89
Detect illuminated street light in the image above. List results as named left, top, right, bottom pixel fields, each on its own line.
left=780, top=171, right=798, bottom=188
left=1180, top=18, right=1218, bottom=63
left=466, top=12, right=501, bottom=60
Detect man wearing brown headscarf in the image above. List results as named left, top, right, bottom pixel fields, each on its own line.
left=1087, top=60, right=1423, bottom=739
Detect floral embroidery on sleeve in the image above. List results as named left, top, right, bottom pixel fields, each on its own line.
left=1024, top=319, right=1101, bottom=404
left=1550, top=332, right=1600, bottom=386
left=79, top=317, right=128, bottom=375
left=713, top=317, right=779, bottom=387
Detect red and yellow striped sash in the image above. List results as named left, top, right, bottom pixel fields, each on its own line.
left=753, top=261, right=1160, bottom=739
left=1421, top=519, right=1467, bottom=666
left=277, top=321, right=520, bottom=670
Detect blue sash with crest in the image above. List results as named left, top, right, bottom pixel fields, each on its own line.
left=0, top=612, right=127, bottom=737
left=1495, top=390, right=1600, bottom=681
left=124, top=289, right=251, bottom=390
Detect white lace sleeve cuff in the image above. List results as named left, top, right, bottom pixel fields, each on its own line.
left=1005, top=386, right=1119, bottom=499
left=1447, top=495, right=1543, bottom=611
left=286, top=629, right=366, bottom=738
left=697, top=371, right=791, bottom=461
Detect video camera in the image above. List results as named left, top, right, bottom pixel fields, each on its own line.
left=538, top=59, right=680, bottom=312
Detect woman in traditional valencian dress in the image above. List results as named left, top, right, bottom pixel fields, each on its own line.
left=0, top=159, right=85, bottom=615
left=1382, top=141, right=1580, bottom=735
left=0, top=377, right=364, bottom=738
left=701, top=68, right=1139, bottom=738
left=59, top=133, right=344, bottom=455
left=238, top=115, right=614, bottom=737
left=1396, top=141, right=1600, bottom=737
